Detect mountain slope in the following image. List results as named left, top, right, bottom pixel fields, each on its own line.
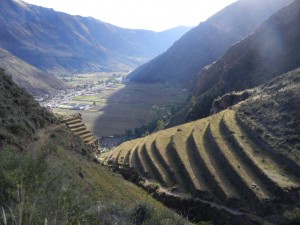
left=0, top=0, right=190, bottom=74
left=0, top=48, right=66, bottom=96
left=185, top=0, right=300, bottom=122
left=0, top=68, right=56, bottom=148
left=0, top=67, right=189, bottom=225
left=127, top=0, right=292, bottom=85
left=102, top=69, right=300, bottom=224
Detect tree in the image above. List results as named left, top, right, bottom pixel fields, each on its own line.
left=125, top=129, right=133, bottom=137
left=155, top=119, right=165, bottom=131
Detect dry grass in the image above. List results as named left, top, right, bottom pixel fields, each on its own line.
left=209, top=112, right=272, bottom=199
left=192, top=119, right=239, bottom=200
left=172, top=123, right=208, bottom=193
left=223, top=109, right=300, bottom=188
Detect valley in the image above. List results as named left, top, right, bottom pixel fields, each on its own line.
left=43, top=72, right=189, bottom=146
left=1, top=0, right=300, bottom=224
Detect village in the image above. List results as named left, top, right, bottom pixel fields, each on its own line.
left=37, top=73, right=124, bottom=110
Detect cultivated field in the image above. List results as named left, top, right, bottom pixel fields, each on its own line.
left=56, top=72, right=126, bottom=87
left=54, top=72, right=189, bottom=137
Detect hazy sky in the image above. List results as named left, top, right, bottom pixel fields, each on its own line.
left=22, top=0, right=237, bottom=31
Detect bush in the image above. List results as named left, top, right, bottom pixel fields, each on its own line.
left=281, top=208, right=300, bottom=225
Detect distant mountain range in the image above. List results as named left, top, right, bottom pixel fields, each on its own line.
left=0, top=0, right=191, bottom=74
left=0, top=47, right=65, bottom=96
left=127, top=0, right=292, bottom=86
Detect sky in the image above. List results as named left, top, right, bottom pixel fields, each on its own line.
left=21, top=0, right=237, bottom=31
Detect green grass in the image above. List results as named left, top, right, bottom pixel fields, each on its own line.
left=56, top=72, right=127, bottom=87
left=0, top=125, right=190, bottom=225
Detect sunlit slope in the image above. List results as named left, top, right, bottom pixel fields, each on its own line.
left=101, top=71, right=300, bottom=208
left=102, top=110, right=299, bottom=203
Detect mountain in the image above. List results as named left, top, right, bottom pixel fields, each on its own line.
left=0, top=48, right=66, bottom=96
left=0, top=0, right=191, bottom=74
left=101, top=69, right=300, bottom=224
left=0, top=69, right=188, bottom=225
left=184, top=0, right=300, bottom=122
left=127, top=0, right=292, bottom=86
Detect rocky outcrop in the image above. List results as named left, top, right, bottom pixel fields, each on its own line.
left=211, top=90, right=254, bottom=114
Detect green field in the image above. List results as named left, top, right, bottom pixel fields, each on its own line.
left=54, top=81, right=189, bottom=137
left=56, top=72, right=127, bottom=87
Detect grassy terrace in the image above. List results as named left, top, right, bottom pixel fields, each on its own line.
left=102, top=82, right=300, bottom=215
left=152, top=133, right=178, bottom=187
left=144, top=133, right=170, bottom=185
left=102, top=108, right=300, bottom=204
left=116, top=140, right=137, bottom=166
left=134, top=139, right=150, bottom=177
left=191, top=119, right=238, bottom=201
left=64, top=115, right=97, bottom=145
left=222, top=110, right=300, bottom=189
left=172, top=123, right=209, bottom=196
left=209, top=112, right=272, bottom=200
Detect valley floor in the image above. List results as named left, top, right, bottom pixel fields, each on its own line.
left=47, top=72, right=189, bottom=142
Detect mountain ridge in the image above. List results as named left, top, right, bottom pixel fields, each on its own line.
left=0, top=48, right=66, bottom=96
left=183, top=0, right=300, bottom=122
left=0, top=0, right=191, bottom=74
left=127, top=0, right=292, bottom=86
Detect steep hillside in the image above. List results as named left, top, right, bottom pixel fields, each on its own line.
left=179, top=0, right=300, bottom=123
left=0, top=67, right=189, bottom=224
left=237, top=69, right=300, bottom=167
left=0, top=68, right=56, bottom=148
left=0, top=0, right=190, bottom=74
left=127, top=0, right=291, bottom=85
left=102, top=70, right=300, bottom=224
left=0, top=48, right=66, bottom=96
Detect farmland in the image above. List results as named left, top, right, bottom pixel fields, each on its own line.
left=51, top=72, right=190, bottom=138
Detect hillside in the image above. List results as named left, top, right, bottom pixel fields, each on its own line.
left=127, top=0, right=292, bottom=85
left=0, top=68, right=56, bottom=148
left=0, top=69, right=189, bottom=224
left=0, top=0, right=190, bottom=74
left=101, top=70, right=300, bottom=224
left=172, top=0, right=300, bottom=124
left=0, top=48, right=66, bottom=96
